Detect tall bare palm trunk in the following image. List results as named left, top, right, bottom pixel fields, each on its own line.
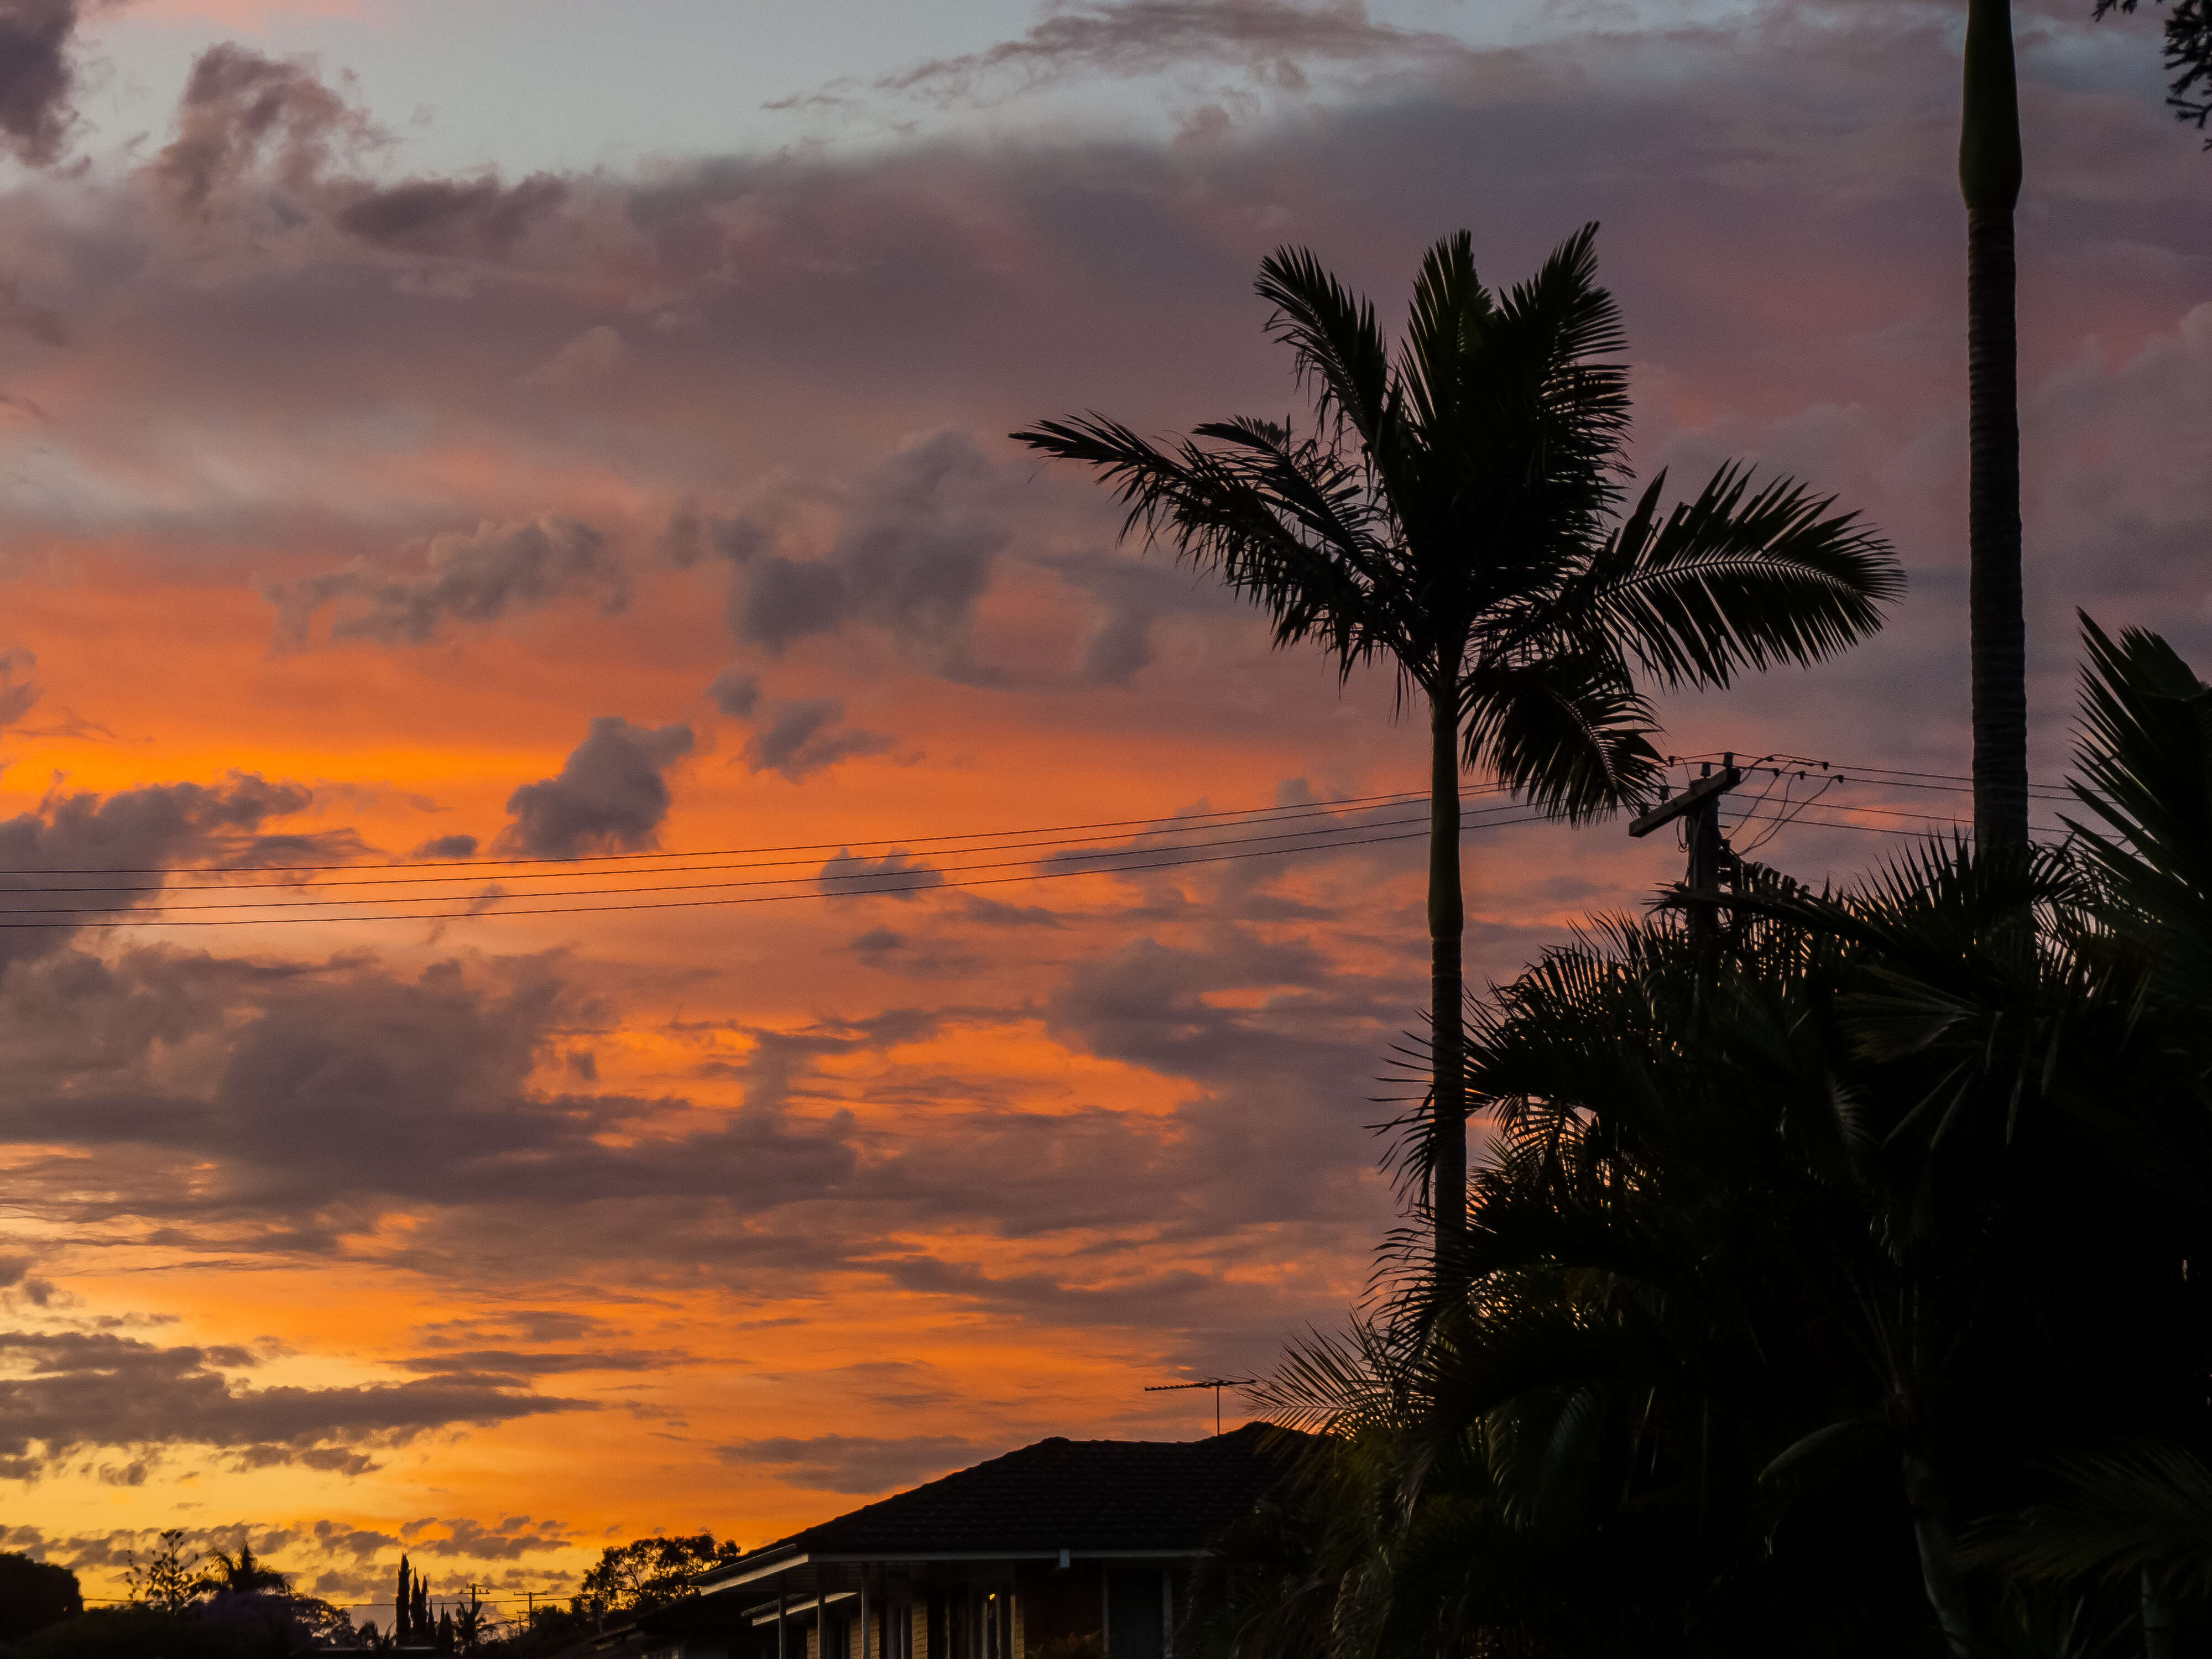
left=1430, top=688, right=1466, bottom=1287
left=2143, top=1570, right=2176, bottom=1659
left=1963, top=0, right=2030, bottom=851
left=1902, top=1450, right=1977, bottom=1659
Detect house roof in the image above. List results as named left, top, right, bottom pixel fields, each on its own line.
left=703, top=1423, right=1300, bottom=1584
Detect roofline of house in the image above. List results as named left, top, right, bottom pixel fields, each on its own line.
left=728, top=1553, right=1207, bottom=1624
left=703, top=1546, right=1206, bottom=1593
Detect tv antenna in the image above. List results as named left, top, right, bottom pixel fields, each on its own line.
left=1144, top=1377, right=1256, bottom=1436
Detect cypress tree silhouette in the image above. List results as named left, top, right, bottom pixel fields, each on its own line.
left=394, top=1558, right=413, bottom=1645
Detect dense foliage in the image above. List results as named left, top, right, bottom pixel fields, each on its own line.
left=571, top=1532, right=743, bottom=1619
left=0, top=1556, right=81, bottom=1646
left=1206, top=618, right=2212, bottom=1657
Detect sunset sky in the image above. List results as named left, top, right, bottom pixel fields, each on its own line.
left=0, top=0, right=2204, bottom=1629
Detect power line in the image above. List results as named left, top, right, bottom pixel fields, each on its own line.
left=0, top=752, right=2122, bottom=930
left=0, top=799, right=2088, bottom=932
left=0, top=797, right=1522, bottom=899
left=1667, top=750, right=2089, bottom=805
left=1735, top=813, right=2065, bottom=847
left=1731, top=800, right=1973, bottom=831
left=1735, top=773, right=1844, bottom=857
left=0, top=783, right=1509, bottom=878
left=0, top=805, right=1562, bottom=919
left=0, top=821, right=1487, bottom=928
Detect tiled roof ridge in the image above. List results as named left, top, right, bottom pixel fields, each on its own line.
left=722, top=1422, right=1288, bottom=1568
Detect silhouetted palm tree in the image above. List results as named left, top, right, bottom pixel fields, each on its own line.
left=1015, top=225, right=1900, bottom=1277
left=203, top=1541, right=290, bottom=1597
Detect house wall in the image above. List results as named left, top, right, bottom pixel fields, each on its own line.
left=757, top=1564, right=1183, bottom=1659
left=789, top=1598, right=924, bottom=1659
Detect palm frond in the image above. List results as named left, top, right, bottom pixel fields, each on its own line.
left=1399, top=229, right=1491, bottom=448
left=1256, top=246, right=1397, bottom=455
left=1580, top=463, right=1902, bottom=690
left=1965, top=1443, right=2212, bottom=1599
left=1495, top=221, right=1625, bottom=372
left=1460, top=648, right=1663, bottom=822
left=1479, top=221, right=1631, bottom=508
left=2064, top=612, right=2212, bottom=1006
left=1011, top=411, right=1421, bottom=684
left=1253, top=1321, right=1417, bottom=1438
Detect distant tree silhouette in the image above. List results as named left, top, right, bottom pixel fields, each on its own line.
left=123, top=1530, right=201, bottom=1615
left=0, top=1552, right=82, bottom=1643
left=397, top=1554, right=435, bottom=1645
left=453, top=1585, right=497, bottom=1653
left=201, top=1540, right=289, bottom=1597
left=498, top=1602, right=592, bottom=1656
left=572, top=1533, right=744, bottom=1619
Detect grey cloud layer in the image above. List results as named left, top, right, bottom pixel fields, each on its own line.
left=714, top=1433, right=989, bottom=1494
left=0, top=1328, right=586, bottom=1483
left=678, top=427, right=1219, bottom=697
left=0, top=646, right=37, bottom=728
left=0, top=888, right=1412, bottom=1342
left=742, top=698, right=895, bottom=781
left=705, top=670, right=898, bottom=784
left=270, top=517, right=627, bottom=647
left=698, top=431, right=1012, bottom=677
left=336, top=172, right=568, bottom=259
left=792, top=0, right=1458, bottom=108
left=0, top=946, right=860, bottom=1249
left=146, top=42, right=566, bottom=263
left=154, top=41, right=379, bottom=218
left=500, top=717, right=693, bottom=857
left=10, top=15, right=2190, bottom=739
left=0, top=775, right=359, bottom=970
left=0, top=0, right=89, bottom=165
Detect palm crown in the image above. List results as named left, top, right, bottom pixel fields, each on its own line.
left=1015, top=222, right=1901, bottom=1274
left=1018, top=225, right=1897, bottom=816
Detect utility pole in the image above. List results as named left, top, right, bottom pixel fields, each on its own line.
left=1629, top=757, right=1746, bottom=947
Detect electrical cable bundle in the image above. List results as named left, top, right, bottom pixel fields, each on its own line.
left=0, top=756, right=2101, bottom=930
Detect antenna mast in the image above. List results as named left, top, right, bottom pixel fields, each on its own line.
left=1143, top=1376, right=1256, bottom=1436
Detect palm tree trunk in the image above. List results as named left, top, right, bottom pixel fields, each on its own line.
left=1902, top=1450, right=1978, bottom=1659
left=2143, top=1569, right=2176, bottom=1659
left=1430, top=687, right=1465, bottom=1287
left=1962, top=0, right=2030, bottom=852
